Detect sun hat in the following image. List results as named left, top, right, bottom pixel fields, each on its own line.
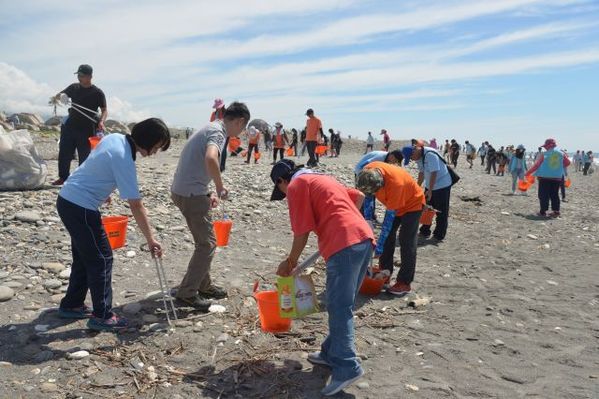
left=542, top=138, right=556, bottom=150
left=213, top=98, right=225, bottom=109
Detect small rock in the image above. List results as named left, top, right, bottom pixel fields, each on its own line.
left=67, top=350, right=90, bottom=360
left=357, top=381, right=370, bottom=389
left=0, top=361, right=12, bottom=367
left=546, top=280, right=558, bottom=286
left=4, top=281, right=23, bottom=289
left=208, top=304, right=226, bottom=313
left=174, top=320, right=193, bottom=327
left=40, top=382, right=58, bottom=392
left=59, top=268, right=71, bottom=279
left=0, top=286, right=15, bottom=301
left=500, top=211, right=510, bottom=215
left=50, top=294, right=63, bottom=303
left=35, top=324, right=49, bottom=332
left=142, top=314, right=159, bottom=323
left=123, top=302, right=142, bottom=314
left=216, top=333, right=229, bottom=343
left=493, top=339, right=505, bottom=347
left=542, top=244, right=550, bottom=249
left=15, top=211, right=42, bottom=223
left=526, top=234, right=538, bottom=240
left=43, top=279, right=62, bottom=289
left=405, top=384, right=420, bottom=391
left=125, top=250, right=136, bottom=258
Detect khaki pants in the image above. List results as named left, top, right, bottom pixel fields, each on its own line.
left=171, top=193, right=216, bottom=298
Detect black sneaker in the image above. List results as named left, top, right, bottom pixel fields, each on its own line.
left=176, top=295, right=211, bottom=312
left=198, top=285, right=227, bottom=299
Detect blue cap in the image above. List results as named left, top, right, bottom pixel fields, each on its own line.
left=401, top=146, right=414, bottom=165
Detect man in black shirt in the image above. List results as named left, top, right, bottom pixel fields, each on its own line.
left=51, top=64, right=107, bottom=185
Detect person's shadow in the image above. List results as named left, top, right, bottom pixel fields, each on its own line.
left=187, top=359, right=357, bottom=398
left=0, top=295, right=188, bottom=366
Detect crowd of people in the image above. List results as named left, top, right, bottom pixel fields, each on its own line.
left=44, top=65, right=595, bottom=396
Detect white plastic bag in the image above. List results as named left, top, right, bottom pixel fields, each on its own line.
left=0, top=127, right=48, bottom=190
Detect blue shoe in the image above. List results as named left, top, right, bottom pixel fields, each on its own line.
left=58, top=305, right=93, bottom=319
left=321, top=368, right=365, bottom=396
left=87, top=314, right=128, bottom=332
left=307, top=351, right=330, bottom=367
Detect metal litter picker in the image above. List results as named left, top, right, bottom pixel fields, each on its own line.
left=152, top=255, right=178, bottom=325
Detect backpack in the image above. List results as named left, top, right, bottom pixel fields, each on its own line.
left=423, top=150, right=460, bottom=186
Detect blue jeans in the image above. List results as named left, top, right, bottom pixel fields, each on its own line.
left=320, top=239, right=372, bottom=380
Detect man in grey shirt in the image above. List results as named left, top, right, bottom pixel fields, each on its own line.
left=171, top=102, right=250, bottom=311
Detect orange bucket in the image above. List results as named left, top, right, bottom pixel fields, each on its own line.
left=315, top=145, right=327, bottom=155
left=564, top=177, right=571, bottom=188
left=420, top=208, right=436, bottom=225
left=254, top=151, right=261, bottom=160
left=526, top=174, right=535, bottom=184
left=213, top=219, right=233, bottom=247
left=286, top=147, right=295, bottom=156
left=102, top=216, right=128, bottom=249
left=517, top=180, right=531, bottom=192
left=254, top=289, right=292, bottom=333
left=88, top=136, right=101, bottom=149
left=359, top=275, right=385, bottom=295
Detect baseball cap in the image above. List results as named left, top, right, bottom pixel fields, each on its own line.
left=401, top=146, right=414, bottom=165
left=305, top=108, right=314, bottom=116
left=270, top=159, right=296, bottom=201
left=356, top=168, right=384, bottom=195
left=542, top=138, right=556, bottom=150
left=74, top=64, right=93, bottom=75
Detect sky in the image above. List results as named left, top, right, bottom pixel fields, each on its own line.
left=1, top=0, right=598, bottom=150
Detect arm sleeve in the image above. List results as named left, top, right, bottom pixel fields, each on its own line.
left=425, top=153, right=441, bottom=173
left=98, top=88, right=107, bottom=108
left=346, top=188, right=362, bottom=206
left=287, top=179, right=316, bottom=236
left=563, top=155, right=571, bottom=167
left=62, top=84, right=76, bottom=96
left=112, top=156, right=141, bottom=200
left=206, top=129, right=226, bottom=155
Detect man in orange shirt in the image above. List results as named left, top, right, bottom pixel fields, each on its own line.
left=271, top=159, right=374, bottom=396
left=357, top=162, right=425, bottom=296
left=272, top=122, right=289, bottom=164
left=305, top=108, right=324, bottom=167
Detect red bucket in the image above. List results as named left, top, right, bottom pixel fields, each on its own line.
left=102, top=216, right=128, bottom=249
left=420, top=209, right=436, bottom=225
left=213, top=219, right=233, bottom=247
left=518, top=180, right=531, bottom=192
left=359, top=275, right=385, bottom=295
left=253, top=283, right=291, bottom=333
left=564, top=177, right=571, bottom=188
left=526, top=174, right=535, bottom=185
left=88, top=136, right=101, bottom=150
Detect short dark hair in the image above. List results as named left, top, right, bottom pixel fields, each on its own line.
left=223, top=101, right=250, bottom=123
left=385, top=150, right=404, bottom=164
left=131, top=118, right=171, bottom=152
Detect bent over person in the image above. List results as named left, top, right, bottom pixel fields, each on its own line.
left=270, top=159, right=374, bottom=396
left=57, top=118, right=170, bottom=332
left=171, top=102, right=250, bottom=311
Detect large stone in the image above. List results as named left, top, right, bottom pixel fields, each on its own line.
left=123, top=302, right=142, bottom=314
left=104, top=120, right=130, bottom=134
left=42, top=262, right=65, bottom=274
left=0, top=286, right=15, bottom=302
left=15, top=211, right=42, bottom=223
left=44, top=116, right=63, bottom=126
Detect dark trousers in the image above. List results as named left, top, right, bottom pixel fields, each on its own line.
left=246, top=143, right=259, bottom=162
left=486, top=158, right=496, bottom=174
left=480, top=155, right=485, bottom=165
left=560, top=176, right=566, bottom=199
left=538, top=178, right=561, bottom=213
left=273, top=147, right=284, bottom=162
left=306, top=141, right=317, bottom=166
left=57, top=196, right=113, bottom=319
left=379, top=210, right=421, bottom=284
left=450, top=153, right=459, bottom=168
left=583, top=162, right=591, bottom=175
left=58, top=123, right=93, bottom=180
left=365, top=144, right=373, bottom=154
left=420, top=186, right=451, bottom=240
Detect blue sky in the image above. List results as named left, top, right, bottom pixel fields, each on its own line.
left=1, top=0, right=598, bottom=150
